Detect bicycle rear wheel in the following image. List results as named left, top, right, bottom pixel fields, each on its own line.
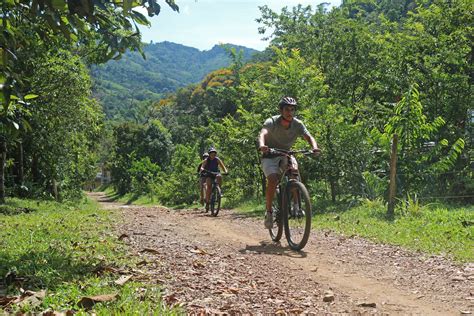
left=269, top=186, right=283, bottom=242
left=210, top=185, right=221, bottom=217
left=283, top=181, right=312, bottom=251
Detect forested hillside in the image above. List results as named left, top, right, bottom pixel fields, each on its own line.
left=91, top=42, right=258, bottom=120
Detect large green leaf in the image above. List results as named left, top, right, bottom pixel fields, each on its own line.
left=24, top=94, right=39, bottom=100
left=131, top=10, right=149, bottom=26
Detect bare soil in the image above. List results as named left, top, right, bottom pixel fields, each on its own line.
left=90, top=192, right=473, bottom=315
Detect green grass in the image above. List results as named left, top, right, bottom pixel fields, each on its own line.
left=232, top=198, right=265, bottom=218
left=0, top=197, right=181, bottom=315
left=102, top=187, right=162, bottom=206
left=233, top=197, right=473, bottom=262
left=313, top=199, right=474, bottom=263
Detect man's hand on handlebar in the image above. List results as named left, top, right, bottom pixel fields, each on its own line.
left=259, top=145, right=269, bottom=153
left=312, top=148, right=322, bottom=157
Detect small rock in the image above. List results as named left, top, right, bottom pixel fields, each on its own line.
left=323, top=290, right=335, bottom=302
left=357, top=302, right=377, bottom=308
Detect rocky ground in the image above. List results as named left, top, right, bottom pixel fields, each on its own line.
left=91, top=192, right=473, bottom=315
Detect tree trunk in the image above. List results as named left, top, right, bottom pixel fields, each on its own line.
left=0, top=139, right=6, bottom=204
left=387, top=134, right=399, bottom=219
left=18, top=141, right=24, bottom=186
left=52, top=178, right=59, bottom=201
left=329, top=178, right=337, bottom=203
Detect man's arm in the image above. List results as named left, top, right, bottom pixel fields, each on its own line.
left=303, top=134, right=321, bottom=155
left=258, top=128, right=269, bottom=153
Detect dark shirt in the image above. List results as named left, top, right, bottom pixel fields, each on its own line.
left=205, top=157, right=220, bottom=172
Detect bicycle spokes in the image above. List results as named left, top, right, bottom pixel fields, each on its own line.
left=284, top=181, right=312, bottom=251
left=210, top=184, right=221, bottom=217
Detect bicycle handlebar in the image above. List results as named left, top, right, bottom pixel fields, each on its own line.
left=201, top=170, right=228, bottom=176
left=268, top=148, right=315, bottom=156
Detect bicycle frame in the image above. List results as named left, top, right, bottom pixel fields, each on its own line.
left=202, top=170, right=225, bottom=216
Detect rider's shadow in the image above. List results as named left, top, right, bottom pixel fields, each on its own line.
left=239, top=241, right=307, bottom=258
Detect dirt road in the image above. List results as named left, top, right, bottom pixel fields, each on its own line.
left=90, top=192, right=473, bottom=315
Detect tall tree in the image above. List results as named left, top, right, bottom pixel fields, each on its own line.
left=0, top=0, right=179, bottom=203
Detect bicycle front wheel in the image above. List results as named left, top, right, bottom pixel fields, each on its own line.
left=283, top=181, right=312, bottom=251
left=210, top=185, right=221, bottom=217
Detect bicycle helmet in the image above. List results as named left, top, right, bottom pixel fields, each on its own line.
left=278, top=96, right=297, bottom=109
left=202, top=152, right=209, bottom=159
left=208, top=147, right=217, bottom=154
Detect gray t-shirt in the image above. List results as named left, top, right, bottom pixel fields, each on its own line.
left=262, top=115, right=310, bottom=150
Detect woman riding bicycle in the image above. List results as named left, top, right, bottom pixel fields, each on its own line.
left=258, top=96, right=321, bottom=229
left=200, top=147, right=228, bottom=211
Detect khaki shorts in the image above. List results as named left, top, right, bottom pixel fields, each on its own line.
left=261, top=156, right=289, bottom=177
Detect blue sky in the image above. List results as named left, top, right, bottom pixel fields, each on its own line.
left=138, top=0, right=341, bottom=51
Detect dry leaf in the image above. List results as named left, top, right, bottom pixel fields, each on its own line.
left=189, top=247, right=208, bottom=255
left=227, top=287, right=239, bottom=294
left=0, top=296, right=16, bottom=307
left=114, top=275, right=132, bottom=286
left=357, top=302, right=377, bottom=308
left=192, top=260, right=205, bottom=268
left=139, top=248, right=160, bottom=255
left=77, top=294, right=117, bottom=310
left=118, top=233, right=130, bottom=240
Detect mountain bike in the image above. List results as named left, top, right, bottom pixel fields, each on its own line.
left=203, top=171, right=225, bottom=217
left=267, top=148, right=313, bottom=251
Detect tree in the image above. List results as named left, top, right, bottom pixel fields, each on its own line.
left=22, top=50, right=103, bottom=200
left=0, top=0, right=179, bottom=202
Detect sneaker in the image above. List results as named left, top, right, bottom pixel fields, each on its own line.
left=264, top=211, right=273, bottom=229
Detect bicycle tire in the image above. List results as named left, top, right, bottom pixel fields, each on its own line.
left=210, top=185, right=221, bottom=217
left=283, top=180, right=312, bottom=251
left=269, top=186, right=283, bottom=242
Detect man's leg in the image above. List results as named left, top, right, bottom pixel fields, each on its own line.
left=262, top=157, right=284, bottom=229
left=264, top=173, right=278, bottom=229
left=265, top=173, right=279, bottom=213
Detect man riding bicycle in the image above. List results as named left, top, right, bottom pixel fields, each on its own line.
left=200, top=147, right=228, bottom=211
left=258, top=96, right=321, bottom=229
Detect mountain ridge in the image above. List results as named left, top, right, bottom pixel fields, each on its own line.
left=91, top=41, right=259, bottom=120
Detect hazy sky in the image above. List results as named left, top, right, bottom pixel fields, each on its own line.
left=138, top=0, right=341, bottom=51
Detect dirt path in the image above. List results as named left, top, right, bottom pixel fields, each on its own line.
left=90, top=192, right=473, bottom=315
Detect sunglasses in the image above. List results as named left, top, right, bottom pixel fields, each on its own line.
left=282, top=106, right=296, bottom=112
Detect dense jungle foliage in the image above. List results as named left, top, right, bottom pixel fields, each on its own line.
left=1, top=0, right=472, bottom=210
left=107, top=0, right=473, bottom=208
